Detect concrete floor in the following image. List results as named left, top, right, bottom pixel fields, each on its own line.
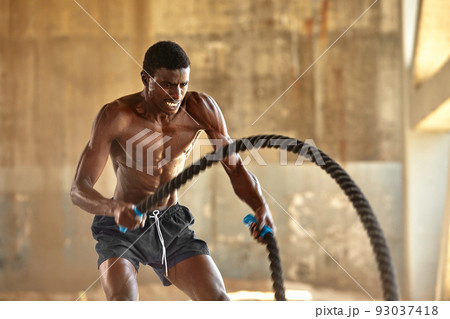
left=0, top=279, right=372, bottom=301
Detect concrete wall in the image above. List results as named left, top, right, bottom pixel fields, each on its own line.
left=401, top=0, right=450, bottom=300
left=1, top=0, right=406, bottom=299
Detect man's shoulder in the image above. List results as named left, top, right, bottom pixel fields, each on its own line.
left=98, top=93, right=141, bottom=121
left=93, top=93, right=142, bottom=135
left=185, top=91, right=221, bottom=114
left=184, top=91, right=225, bottom=131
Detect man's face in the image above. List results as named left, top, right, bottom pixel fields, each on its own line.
left=145, top=67, right=190, bottom=115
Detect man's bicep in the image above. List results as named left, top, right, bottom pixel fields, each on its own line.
left=73, top=105, right=116, bottom=186
left=201, top=106, right=239, bottom=168
left=204, top=130, right=241, bottom=172
left=73, top=140, right=111, bottom=187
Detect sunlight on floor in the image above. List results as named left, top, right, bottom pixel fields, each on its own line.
left=228, top=289, right=312, bottom=301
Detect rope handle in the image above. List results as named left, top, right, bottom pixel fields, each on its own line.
left=119, top=206, right=144, bottom=233
left=243, top=213, right=286, bottom=301
left=243, top=214, right=273, bottom=238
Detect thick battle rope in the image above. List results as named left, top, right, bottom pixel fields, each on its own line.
left=263, top=233, right=286, bottom=301
left=135, top=135, right=399, bottom=301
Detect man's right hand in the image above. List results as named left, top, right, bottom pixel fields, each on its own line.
left=111, top=201, right=146, bottom=230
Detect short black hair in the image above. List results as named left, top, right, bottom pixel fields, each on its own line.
left=142, top=41, right=190, bottom=76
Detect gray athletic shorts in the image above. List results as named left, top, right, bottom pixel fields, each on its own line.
left=91, top=203, right=210, bottom=286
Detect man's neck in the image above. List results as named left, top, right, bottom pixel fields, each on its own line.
left=138, top=91, right=176, bottom=124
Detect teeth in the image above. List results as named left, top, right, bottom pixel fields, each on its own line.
left=167, top=102, right=178, bottom=107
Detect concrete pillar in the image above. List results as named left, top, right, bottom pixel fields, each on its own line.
left=405, top=132, right=450, bottom=300
left=436, top=148, right=450, bottom=300
left=402, top=0, right=450, bottom=300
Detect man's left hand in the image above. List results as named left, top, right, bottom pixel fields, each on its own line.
left=250, top=204, right=275, bottom=244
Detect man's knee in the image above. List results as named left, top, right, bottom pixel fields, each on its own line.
left=107, top=292, right=137, bottom=301
left=195, top=287, right=230, bottom=301
left=198, top=293, right=230, bottom=301
left=103, top=279, right=138, bottom=301
left=99, top=258, right=138, bottom=301
left=214, top=291, right=231, bottom=301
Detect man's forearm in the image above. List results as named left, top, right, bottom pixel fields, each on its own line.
left=70, top=182, right=115, bottom=216
left=223, top=161, right=267, bottom=212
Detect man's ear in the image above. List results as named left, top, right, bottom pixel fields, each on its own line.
left=141, top=71, right=149, bottom=85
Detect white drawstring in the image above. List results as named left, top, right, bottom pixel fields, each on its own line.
left=149, top=210, right=168, bottom=277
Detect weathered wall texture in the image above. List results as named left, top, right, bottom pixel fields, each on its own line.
left=0, top=0, right=404, bottom=299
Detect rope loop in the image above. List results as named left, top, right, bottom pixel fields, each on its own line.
left=135, top=135, right=399, bottom=301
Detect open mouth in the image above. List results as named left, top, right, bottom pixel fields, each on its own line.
left=166, top=101, right=180, bottom=108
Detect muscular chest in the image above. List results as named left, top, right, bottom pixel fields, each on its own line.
left=112, top=115, right=201, bottom=174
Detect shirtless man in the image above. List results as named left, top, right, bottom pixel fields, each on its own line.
left=71, top=41, right=275, bottom=301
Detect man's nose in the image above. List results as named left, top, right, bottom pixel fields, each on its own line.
left=169, top=85, right=183, bottom=100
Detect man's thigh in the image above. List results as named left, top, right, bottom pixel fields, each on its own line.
left=99, top=257, right=139, bottom=301
left=167, top=254, right=230, bottom=301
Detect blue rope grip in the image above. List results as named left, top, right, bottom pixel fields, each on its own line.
left=243, top=214, right=272, bottom=238
left=119, top=206, right=144, bottom=233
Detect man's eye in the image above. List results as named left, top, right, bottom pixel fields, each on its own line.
left=181, top=83, right=188, bottom=87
